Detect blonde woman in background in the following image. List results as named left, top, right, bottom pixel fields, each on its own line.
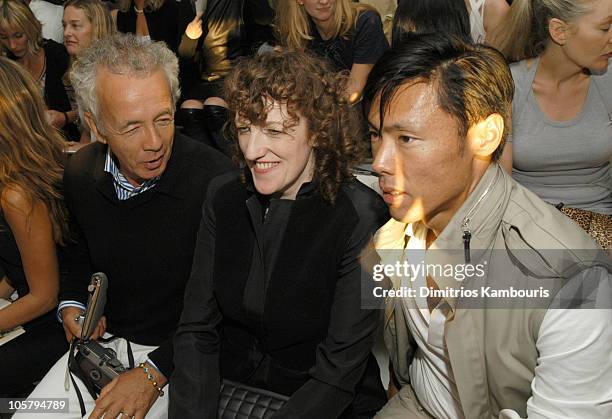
left=64, top=0, right=115, bottom=59
left=0, top=0, right=79, bottom=141
left=499, top=0, right=612, bottom=248
left=63, top=0, right=115, bottom=147
left=275, top=0, right=389, bottom=101
left=0, top=57, right=72, bottom=399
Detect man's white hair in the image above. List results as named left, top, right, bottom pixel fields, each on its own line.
left=70, top=33, right=180, bottom=132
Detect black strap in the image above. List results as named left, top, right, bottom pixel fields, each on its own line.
left=69, top=370, right=87, bottom=418
left=68, top=339, right=97, bottom=418
left=126, top=339, right=135, bottom=369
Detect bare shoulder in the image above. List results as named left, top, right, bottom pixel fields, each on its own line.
left=1, top=185, right=52, bottom=236
left=1, top=185, right=32, bottom=216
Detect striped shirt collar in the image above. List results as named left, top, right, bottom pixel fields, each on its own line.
left=104, top=148, right=159, bottom=200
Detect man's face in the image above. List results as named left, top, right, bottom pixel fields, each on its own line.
left=368, top=81, right=478, bottom=230
left=90, top=68, right=175, bottom=187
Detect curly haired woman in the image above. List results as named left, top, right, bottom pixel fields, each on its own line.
left=170, top=50, right=389, bottom=419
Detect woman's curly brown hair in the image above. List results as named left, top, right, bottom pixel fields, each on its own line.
left=223, top=49, right=366, bottom=203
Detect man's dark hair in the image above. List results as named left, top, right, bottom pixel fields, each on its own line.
left=362, top=33, right=514, bottom=161
left=392, top=0, right=471, bottom=47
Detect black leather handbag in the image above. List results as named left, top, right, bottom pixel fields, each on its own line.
left=218, top=379, right=289, bottom=419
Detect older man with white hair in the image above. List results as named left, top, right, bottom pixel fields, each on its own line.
left=15, top=33, right=233, bottom=419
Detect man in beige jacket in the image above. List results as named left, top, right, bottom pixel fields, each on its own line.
left=362, top=34, right=611, bottom=419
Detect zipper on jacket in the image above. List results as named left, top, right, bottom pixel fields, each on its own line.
left=462, top=222, right=472, bottom=264
left=459, top=168, right=500, bottom=264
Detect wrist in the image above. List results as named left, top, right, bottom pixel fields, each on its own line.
left=60, top=306, right=83, bottom=323
left=57, top=301, right=86, bottom=323
left=138, top=362, right=166, bottom=397
left=145, top=361, right=167, bottom=386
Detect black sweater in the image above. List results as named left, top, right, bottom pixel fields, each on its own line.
left=61, top=133, right=233, bottom=376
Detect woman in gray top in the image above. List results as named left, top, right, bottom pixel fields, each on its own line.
left=498, top=0, right=611, bottom=246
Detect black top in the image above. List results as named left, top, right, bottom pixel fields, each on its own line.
left=308, top=9, right=389, bottom=71
left=0, top=212, right=27, bottom=299
left=170, top=172, right=389, bottom=418
left=0, top=208, right=74, bottom=327
left=60, top=133, right=233, bottom=376
left=116, top=0, right=180, bottom=52
left=42, top=40, right=79, bottom=140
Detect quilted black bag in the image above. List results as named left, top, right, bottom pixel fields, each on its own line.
left=218, top=379, right=289, bottom=419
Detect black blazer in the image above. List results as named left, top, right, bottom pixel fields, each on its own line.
left=171, top=172, right=389, bottom=418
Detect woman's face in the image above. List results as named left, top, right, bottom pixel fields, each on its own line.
left=300, top=0, right=336, bottom=25
left=561, top=0, right=612, bottom=71
left=0, top=26, right=29, bottom=58
left=63, top=6, right=93, bottom=56
left=237, top=100, right=316, bottom=200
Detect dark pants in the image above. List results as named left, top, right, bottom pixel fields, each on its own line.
left=182, top=77, right=226, bottom=103
left=0, top=313, right=68, bottom=398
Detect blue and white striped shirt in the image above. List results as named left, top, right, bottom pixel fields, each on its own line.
left=103, top=149, right=160, bottom=200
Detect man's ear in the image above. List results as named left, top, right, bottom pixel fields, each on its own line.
left=467, top=113, right=504, bottom=159
left=549, top=18, right=570, bottom=46
left=84, top=111, right=106, bottom=144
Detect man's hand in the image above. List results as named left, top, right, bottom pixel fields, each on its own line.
left=61, top=306, right=106, bottom=342
left=185, top=12, right=203, bottom=39
left=89, top=363, right=167, bottom=419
